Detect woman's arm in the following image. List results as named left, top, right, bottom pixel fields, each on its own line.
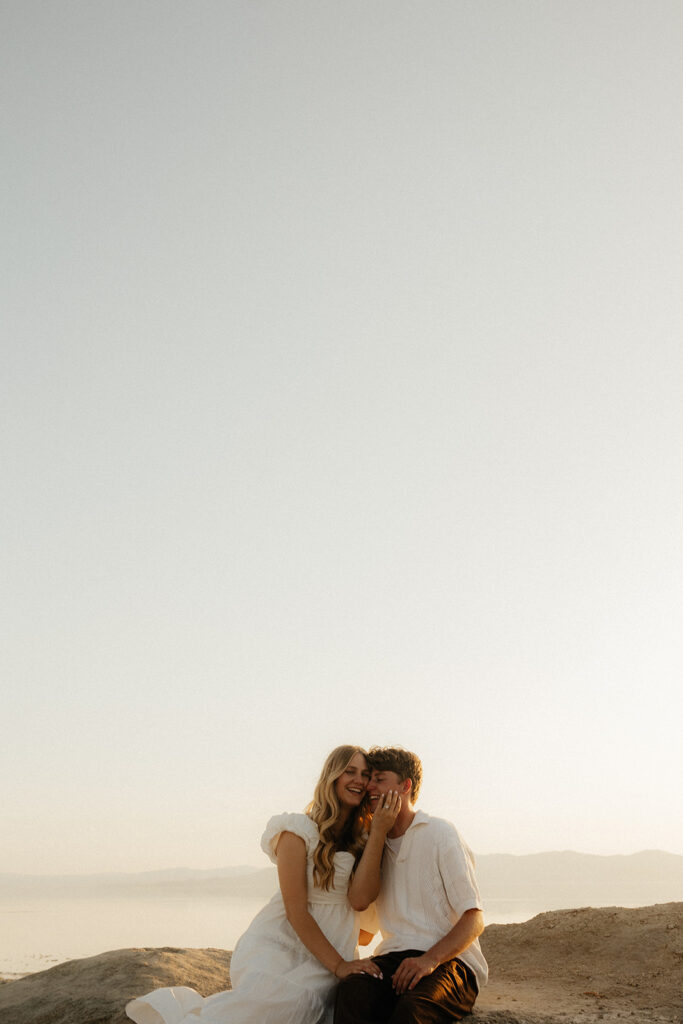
left=276, top=832, right=381, bottom=979
left=347, top=791, right=401, bottom=911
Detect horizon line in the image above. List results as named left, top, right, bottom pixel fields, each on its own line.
left=2, top=847, right=681, bottom=880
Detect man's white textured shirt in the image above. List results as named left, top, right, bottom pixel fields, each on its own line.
left=374, top=810, right=488, bottom=991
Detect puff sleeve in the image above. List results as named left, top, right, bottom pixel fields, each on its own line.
left=261, top=813, right=320, bottom=864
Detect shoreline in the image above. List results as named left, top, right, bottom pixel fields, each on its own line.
left=3, top=894, right=678, bottom=981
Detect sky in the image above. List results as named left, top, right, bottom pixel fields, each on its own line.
left=2, top=1, right=682, bottom=875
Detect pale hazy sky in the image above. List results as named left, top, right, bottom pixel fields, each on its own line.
left=2, top=2, right=682, bottom=875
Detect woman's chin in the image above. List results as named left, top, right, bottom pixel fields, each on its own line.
left=340, top=795, right=364, bottom=809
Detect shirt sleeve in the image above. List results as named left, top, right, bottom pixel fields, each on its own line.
left=437, top=824, right=483, bottom=919
left=260, top=813, right=320, bottom=864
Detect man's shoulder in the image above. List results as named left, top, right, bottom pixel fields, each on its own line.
left=410, top=810, right=461, bottom=841
left=411, top=810, right=476, bottom=858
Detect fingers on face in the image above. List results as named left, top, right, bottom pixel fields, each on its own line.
left=383, top=790, right=400, bottom=811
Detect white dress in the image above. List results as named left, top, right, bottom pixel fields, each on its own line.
left=125, top=813, right=369, bottom=1024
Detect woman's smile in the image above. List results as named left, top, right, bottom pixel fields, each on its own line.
left=335, top=752, right=370, bottom=807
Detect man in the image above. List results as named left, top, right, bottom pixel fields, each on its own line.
left=336, top=747, right=487, bottom=1024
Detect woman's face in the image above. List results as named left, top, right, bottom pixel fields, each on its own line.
left=334, top=751, right=370, bottom=809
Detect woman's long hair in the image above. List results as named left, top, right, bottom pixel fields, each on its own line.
left=306, top=745, right=372, bottom=891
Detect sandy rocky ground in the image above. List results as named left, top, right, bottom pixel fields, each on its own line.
left=0, top=903, right=680, bottom=1024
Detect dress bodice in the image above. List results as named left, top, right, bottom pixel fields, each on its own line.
left=306, top=851, right=355, bottom=905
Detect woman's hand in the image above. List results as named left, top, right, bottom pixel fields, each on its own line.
left=369, top=790, right=401, bottom=836
left=347, top=791, right=401, bottom=911
left=334, top=957, right=383, bottom=980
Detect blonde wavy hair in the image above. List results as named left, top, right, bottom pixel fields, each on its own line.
left=305, top=745, right=372, bottom=891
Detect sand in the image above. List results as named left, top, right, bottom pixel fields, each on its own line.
left=475, top=902, right=682, bottom=1023
left=0, top=903, right=680, bottom=1024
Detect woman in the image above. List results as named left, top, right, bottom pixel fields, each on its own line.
left=126, top=745, right=396, bottom=1024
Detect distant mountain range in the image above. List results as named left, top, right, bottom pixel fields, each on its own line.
left=0, top=865, right=259, bottom=886
left=0, top=865, right=278, bottom=899
left=2, top=850, right=681, bottom=909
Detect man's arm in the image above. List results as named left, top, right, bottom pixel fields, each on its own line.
left=391, top=908, right=484, bottom=994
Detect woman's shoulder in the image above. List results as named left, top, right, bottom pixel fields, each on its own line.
left=260, top=812, right=320, bottom=863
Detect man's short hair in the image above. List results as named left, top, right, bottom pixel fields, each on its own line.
left=368, top=747, right=423, bottom=801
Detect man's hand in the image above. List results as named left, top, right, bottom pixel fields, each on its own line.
left=390, top=909, right=484, bottom=994
left=391, top=953, right=439, bottom=994
left=369, top=790, right=401, bottom=836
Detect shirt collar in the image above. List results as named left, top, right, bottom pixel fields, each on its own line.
left=405, top=809, right=430, bottom=832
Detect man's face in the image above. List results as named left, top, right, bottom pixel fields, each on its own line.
left=367, top=768, right=406, bottom=812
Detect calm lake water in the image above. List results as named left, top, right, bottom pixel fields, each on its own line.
left=0, top=894, right=539, bottom=977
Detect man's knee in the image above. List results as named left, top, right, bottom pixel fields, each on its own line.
left=334, top=973, right=383, bottom=1023
left=336, top=973, right=374, bottom=1002
left=388, top=978, right=476, bottom=1024
left=388, top=992, right=432, bottom=1024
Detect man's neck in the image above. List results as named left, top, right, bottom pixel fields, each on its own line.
left=387, top=805, right=416, bottom=839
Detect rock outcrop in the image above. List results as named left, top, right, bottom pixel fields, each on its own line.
left=1, top=903, right=680, bottom=1024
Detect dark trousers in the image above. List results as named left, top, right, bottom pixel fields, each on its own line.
left=334, top=949, right=478, bottom=1024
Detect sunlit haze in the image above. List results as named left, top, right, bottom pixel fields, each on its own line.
left=3, top=1, right=682, bottom=875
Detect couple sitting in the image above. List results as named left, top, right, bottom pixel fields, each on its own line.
left=126, top=745, right=487, bottom=1024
